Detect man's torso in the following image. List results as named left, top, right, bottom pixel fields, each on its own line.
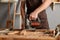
left=26, top=0, right=42, bottom=14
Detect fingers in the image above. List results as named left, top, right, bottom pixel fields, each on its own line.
left=28, top=13, right=38, bottom=20
left=29, top=15, right=36, bottom=20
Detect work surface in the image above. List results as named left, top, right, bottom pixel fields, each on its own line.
left=0, top=29, right=56, bottom=40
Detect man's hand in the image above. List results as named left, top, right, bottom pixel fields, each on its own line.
left=29, top=0, right=52, bottom=20
left=29, top=12, right=38, bottom=20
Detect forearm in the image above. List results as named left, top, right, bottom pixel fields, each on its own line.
left=33, top=0, right=52, bottom=14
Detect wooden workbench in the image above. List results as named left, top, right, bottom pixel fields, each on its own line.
left=0, top=29, right=56, bottom=40
left=56, top=35, right=60, bottom=40
left=0, top=35, right=55, bottom=40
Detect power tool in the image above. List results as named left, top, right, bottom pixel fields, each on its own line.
left=25, top=14, right=41, bottom=29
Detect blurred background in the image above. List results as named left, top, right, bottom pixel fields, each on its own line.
left=0, top=0, right=60, bottom=30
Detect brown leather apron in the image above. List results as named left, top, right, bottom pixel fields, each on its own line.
left=26, top=0, right=49, bottom=29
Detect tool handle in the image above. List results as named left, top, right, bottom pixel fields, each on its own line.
left=26, top=14, right=41, bottom=22
left=30, top=17, right=41, bottom=23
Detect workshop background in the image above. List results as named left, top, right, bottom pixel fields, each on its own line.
left=0, top=1, right=60, bottom=30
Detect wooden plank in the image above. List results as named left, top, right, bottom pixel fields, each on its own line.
left=8, top=31, right=19, bottom=35
left=56, top=35, right=60, bottom=40
left=0, top=37, right=2, bottom=40
left=0, top=29, right=56, bottom=40
left=0, top=35, right=55, bottom=40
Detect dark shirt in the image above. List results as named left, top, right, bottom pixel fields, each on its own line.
left=26, top=0, right=42, bottom=14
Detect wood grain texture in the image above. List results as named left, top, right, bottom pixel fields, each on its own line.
left=0, top=29, right=56, bottom=40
